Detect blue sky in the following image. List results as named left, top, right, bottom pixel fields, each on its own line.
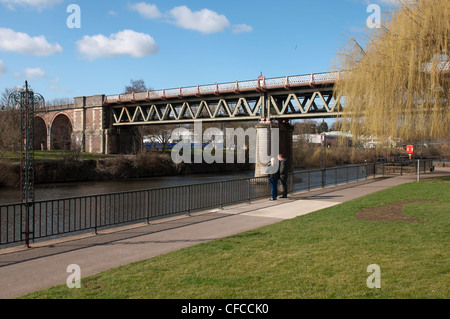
left=0, top=0, right=398, bottom=102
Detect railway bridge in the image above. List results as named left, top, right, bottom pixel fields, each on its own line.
left=35, top=71, right=342, bottom=157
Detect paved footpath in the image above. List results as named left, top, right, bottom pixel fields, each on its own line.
left=1, top=167, right=449, bottom=299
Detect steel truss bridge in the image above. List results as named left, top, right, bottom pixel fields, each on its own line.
left=105, top=72, right=343, bottom=126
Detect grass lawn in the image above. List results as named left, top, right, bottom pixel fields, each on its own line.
left=1, top=150, right=113, bottom=162
left=21, top=178, right=449, bottom=299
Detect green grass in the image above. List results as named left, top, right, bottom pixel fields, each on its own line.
left=1, top=150, right=113, bottom=162
left=22, top=179, right=449, bottom=299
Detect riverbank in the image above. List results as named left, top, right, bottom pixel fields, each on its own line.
left=1, top=147, right=445, bottom=188
left=0, top=152, right=254, bottom=188
left=14, top=170, right=450, bottom=299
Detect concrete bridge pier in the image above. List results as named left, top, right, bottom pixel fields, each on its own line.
left=254, top=121, right=293, bottom=178
left=255, top=122, right=275, bottom=177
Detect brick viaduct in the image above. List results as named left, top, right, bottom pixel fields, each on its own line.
left=35, top=95, right=137, bottom=154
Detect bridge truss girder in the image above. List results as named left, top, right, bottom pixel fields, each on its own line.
left=110, top=87, right=343, bottom=126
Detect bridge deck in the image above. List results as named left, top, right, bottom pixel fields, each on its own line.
left=104, top=71, right=340, bottom=105
left=106, top=72, right=344, bottom=125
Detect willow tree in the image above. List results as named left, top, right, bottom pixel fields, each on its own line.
left=334, top=0, right=449, bottom=146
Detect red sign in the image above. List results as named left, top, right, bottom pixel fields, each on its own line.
left=406, top=145, right=415, bottom=155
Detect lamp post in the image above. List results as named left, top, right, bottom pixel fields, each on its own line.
left=8, top=81, right=45, bottom=248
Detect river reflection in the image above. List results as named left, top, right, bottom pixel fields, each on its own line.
left=0, top=171, right=255, bottom=205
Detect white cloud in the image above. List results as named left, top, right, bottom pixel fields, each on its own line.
left=0, top=0, right=62, bottom=11
left=0, top=60, right=6, bottom=77
left=168, top=6, right=230, bottom=34
left=129, top=2, right=162, bottom=19
left=76, top=29, right=159, bottom=61
left=14, top=67, right=47, bottom=79
left=232, top=24, right=253, bottom=34
left=129, top=3, right=249, bottom=35
left=24, top=67, right=46, bottom=79
left=49, top=76, right=71, bottom=93
left=0, top=28, right=62, bottom=56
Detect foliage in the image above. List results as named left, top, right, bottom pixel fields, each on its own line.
left=335, top=0, right=449, bottom=142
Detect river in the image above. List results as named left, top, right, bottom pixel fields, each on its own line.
left=0, top=164, right=374, bottom=205
left=0, top=171, right=255, bottom=205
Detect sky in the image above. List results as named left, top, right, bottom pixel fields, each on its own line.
left=0, top=0, right=399, bottom=103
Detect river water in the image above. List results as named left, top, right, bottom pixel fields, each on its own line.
left=0, top=171, right=255, bottom=205
left=0, top=164, right=372, bottom=205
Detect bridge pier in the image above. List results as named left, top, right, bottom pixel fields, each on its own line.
left=254, top=121, right=293, bottom=178
left=73, top=95, right=108, bottom=154
left=255, top=122, right=275, bottom=177
left=107, top=127, right=142, bottom=154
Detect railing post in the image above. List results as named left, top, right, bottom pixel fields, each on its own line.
left=247, top=179, right=251, bottom=204
left=307, top=171, right=310, bottom=191
left=146, top=190, right=150, bottom=224
left=365, top=162, right=368, bottom=179
left=321, top=169, right=325, bottom=188
left=187, top=186, right=191, bottom=216
left=23, top=203, right=33, bottom=248
left=94, top=196, right=98, bottom=235
left=346, top=166, right=349, bottom=183
left=219, top=182, right=223, bottom=210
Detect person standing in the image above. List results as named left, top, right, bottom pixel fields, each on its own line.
left=278, top=154, right=288, bottom=198
left=268, top=157, right=280, bottom=201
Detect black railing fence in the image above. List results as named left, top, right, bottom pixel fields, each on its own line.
left=0, top=160, right=433, bottom=247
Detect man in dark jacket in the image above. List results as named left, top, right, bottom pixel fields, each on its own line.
left=268, top=157, right=280, bottom=201
left=278, top=154, right=288, bottom=198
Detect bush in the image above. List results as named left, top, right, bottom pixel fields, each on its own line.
left=0, top=161, right=20, bottom=187
left=134, top=150, right=176, bottom=177
left=293, top=144, right=379, bottom=168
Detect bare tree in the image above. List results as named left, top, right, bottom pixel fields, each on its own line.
left=124, top=79, right=149, bottom=94
left=0, top=88, right=14, bottom=110
left=0, top=88, right=20, bottom=152
left=46, top=97, right=73, bottom=107
left=141, top=124, right=177, bottom=152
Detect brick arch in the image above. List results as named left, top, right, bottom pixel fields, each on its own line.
left=50, top=113, right=73, bottom=150
left=33, top=116, right=47, bottom=150
left=49, top=111, right=74, bottom=128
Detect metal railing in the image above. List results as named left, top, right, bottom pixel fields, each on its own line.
left=104, top=71, right=340, bottom=104
left=0, top=176, right=269, bottom=247
left=0, top=160, right=433, bottom=247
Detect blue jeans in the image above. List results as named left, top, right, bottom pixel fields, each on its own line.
left=269, top=177, right=279, bottom=200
